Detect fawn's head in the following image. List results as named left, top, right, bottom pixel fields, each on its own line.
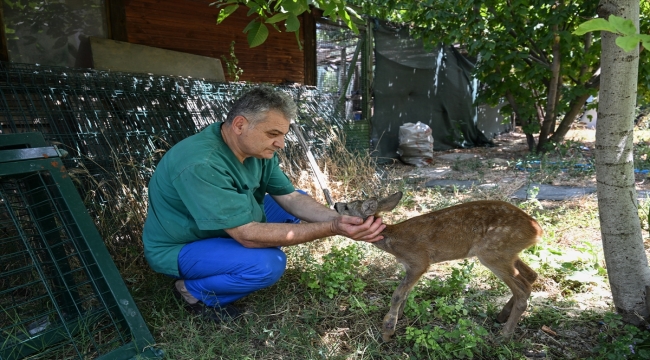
left=334, top=192, right=403, bottom=219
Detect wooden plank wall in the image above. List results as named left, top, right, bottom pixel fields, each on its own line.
left=122, top=0, right=313, bottom=84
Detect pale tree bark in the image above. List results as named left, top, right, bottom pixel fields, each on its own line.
left=596, top=0, right=650, bottom=325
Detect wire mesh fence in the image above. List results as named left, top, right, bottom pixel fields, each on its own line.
left=0, top=61, right=345, bottom=166
left=316, top=21, right=362, bottom=112
left=316, top=21, right=369, bottom=152
left=0, top=61, right=366, bottom=249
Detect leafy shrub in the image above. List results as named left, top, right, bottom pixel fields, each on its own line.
left=591, top=313, right=650, bottom=359
left=299, top=244, right=367, bottom=299
left=403, top=319, right=488, bottom=359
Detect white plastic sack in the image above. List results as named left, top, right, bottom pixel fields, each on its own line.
left=397, top=121, right=434, bottom=167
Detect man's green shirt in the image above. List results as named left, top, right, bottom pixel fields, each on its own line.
left=143, top=122, right=295, bottom=277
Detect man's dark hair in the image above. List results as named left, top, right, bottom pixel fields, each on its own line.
left=225, top=86, right=297, bottom=126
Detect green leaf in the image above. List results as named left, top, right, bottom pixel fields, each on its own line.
left=6, top=0, right=26, bottom=10
left=217, top=4, right=238, bottom=24
left=616, top=35, right=640, bottom=52
left=245, top=20, right=269, bottom=48
left=281, top=0, right=304, bottom=15
left=345, top=4, right=360, bottom=20
left=291, top=0, right=308, bottom=15
left=573, top=18, right=617, bottom=35
left=321, top=1, right=337, bottom=17
left=339, top=9, right=359, bottom=34
left=243, top=19, right=257, bottom=34
left=265, top=12, right=289, bottom=24
left=246, top=2, right=260, bottom=16
left=609, top=15, right=637, bottom=36
left=285, top=13, right=300, bottom=32
left=639, top=34, right=650, bottom=50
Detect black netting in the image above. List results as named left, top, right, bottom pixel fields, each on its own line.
left=372, top=20, right=508, bottom=157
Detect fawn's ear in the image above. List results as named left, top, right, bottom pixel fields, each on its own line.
left=361, top=199, right=379, bottom=216
left=377, top=192, right=402, bottom=212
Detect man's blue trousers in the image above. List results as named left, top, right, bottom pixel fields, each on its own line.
left=177, top=192, right=303, bottom=307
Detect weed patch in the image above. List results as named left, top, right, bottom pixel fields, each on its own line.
left=300, top=243, right=368, bottom=299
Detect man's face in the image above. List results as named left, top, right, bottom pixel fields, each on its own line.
left=239, top=110, right=290, bottom=160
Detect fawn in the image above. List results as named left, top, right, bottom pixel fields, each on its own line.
left=334, top=191, right=542, bottom=341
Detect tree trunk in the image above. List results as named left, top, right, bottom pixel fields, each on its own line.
left=551, top=92, right=593, bottom=143
left=550, top=73, right=600, bottom=143
left=596, top=0, right=650, bottom=325
left=505, top=90, right=537, bottom=151
left=537, top=25, right=562, bottom=153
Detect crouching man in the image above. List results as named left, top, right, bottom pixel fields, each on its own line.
left=142, top=86, right=385, bottom=322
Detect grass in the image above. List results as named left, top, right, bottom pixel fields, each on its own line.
left=14, top=126, right=650, bottom=359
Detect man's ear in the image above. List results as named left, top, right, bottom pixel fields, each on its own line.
left=231, top=115, right=248, bottom=135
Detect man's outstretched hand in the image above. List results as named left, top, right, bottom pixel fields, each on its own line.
left=331, top=215, right=385, bottom=243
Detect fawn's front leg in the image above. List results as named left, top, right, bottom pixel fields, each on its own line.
left=382, top=262, right=429, bottom=342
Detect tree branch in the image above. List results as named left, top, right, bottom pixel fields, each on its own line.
left=527, top=55, right=551, bottom=69
left=550, top=72, right=600, bottom=143
left=579, top=33, right=593, bottom=82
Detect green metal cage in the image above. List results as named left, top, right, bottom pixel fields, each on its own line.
left=0, top=133, right=162, bottom=360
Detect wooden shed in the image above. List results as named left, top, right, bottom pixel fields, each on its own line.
left=0, top=0, right=317, bottom=85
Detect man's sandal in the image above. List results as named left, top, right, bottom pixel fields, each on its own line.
left=171, top=281, right=243, bottom=323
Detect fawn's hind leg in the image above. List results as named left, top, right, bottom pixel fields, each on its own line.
left=516, top=258, right=538, bottom=284
left=382, top=260, right=429, bottom=342
left=478, top=255, right=533, bottom=336
left=496, top=297, right=516, bottom=324
left=495, top=259, right=537, bottom=323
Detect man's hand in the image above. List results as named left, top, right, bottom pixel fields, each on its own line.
left=331, top=215, right=385, bottom=243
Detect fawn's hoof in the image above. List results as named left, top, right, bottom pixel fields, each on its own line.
left=381, top=331, right=395, bottom=342
left=381, top=322, right=395, bottom=342
left=496, top=310, right=510, bottom=324
left=499, top=326, right=516, bottom=339
left=381, top=319, right=397, bottom=342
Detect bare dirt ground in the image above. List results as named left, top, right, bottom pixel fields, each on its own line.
left=392, top=127, right=650, bottom=191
